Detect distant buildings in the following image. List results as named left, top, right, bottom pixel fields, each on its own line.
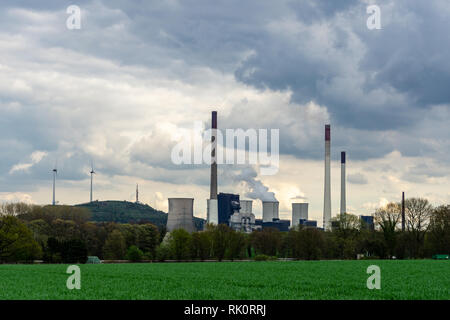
left=229, top=200, right=256, bottom=233
left=256, top=218, right=291, bottom=232
left=360, top=215, right=375, bottom=230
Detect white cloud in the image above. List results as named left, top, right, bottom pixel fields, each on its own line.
left=9, top=150, right=48, bottom=174
left=0, top=192, right=34, bottom=204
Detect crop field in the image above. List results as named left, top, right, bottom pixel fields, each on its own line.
left=0, top=260, right=448, bottom=300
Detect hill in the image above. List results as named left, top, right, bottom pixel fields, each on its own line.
left=76, top=200, right=205, bottom=230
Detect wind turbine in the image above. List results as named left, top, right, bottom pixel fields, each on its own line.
left=90, top=161, right=95, bottom=202
left=52, top=162, right=57, bottom=206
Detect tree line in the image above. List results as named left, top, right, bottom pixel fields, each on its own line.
left=0, top=198, right=448, bottom=263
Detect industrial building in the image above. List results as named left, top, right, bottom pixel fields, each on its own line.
left=229, top=199, right=257, bottom=233
left=253, top=201, right=290, bottom=231
left=299, top=219, right=318, bottom=228
left=255, top=218, right=291, bottom=232
left=165, top=113, right=353, bottom=235
left=218, top=192, right=240, bottom=225
left=360, top=215, right=375, bottom=230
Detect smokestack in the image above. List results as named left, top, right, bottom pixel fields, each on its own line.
left=340, top=151, right=346, bottom=215
left=323, top=124, right=331, bottom=230
left=210, top=111, right=218, bottom=199
left=401, top=192, right=405, bottom=231
left=207, top=111, right=219, bottom=224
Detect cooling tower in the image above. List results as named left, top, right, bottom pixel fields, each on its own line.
left=323, top=124, right=331, bottom=230
left=167, top=198, right=195, bottom=233
left=340, top=151, right=346, bottom=214
left=292, top=203, right=308, bottom=227
left=262, top=201, right=279, bottom=222
left=239, top=200, right=253, bottom=214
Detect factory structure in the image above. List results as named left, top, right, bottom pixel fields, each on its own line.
left=163, top=111, right=374, bottom=233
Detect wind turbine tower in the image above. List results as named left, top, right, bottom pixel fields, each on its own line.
left=52, top=166, right=57, bottom=206
left=90, top=162, right=95, bottom=202
left=136, top=184, right=139, bottom=203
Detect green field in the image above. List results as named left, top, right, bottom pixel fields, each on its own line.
left=0, top=260, right=448, bottom=300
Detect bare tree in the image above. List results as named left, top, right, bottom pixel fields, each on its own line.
left=405, top=198, right=433, bottom=257
left=405, top=198, right=432, bottom=232
left=374, top=202, right=401, bottom=231
left=427, top=205, right=450, bottom=254
left=0, top=202, right=34, bottom=216
left=374, top=202, right=401, bottom=257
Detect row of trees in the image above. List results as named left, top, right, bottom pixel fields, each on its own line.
left=373, top=198, right=449, bottom=258
left=0, top=203, right=163, bottom=263
left=0, top=199, right=448, bottom=263
left=159, top=199, right=449, bottom=261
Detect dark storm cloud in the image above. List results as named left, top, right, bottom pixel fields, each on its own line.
left=0, top=0, right=449, bottom=194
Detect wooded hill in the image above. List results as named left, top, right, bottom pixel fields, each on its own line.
left=76, top=200, right=205, bottom=230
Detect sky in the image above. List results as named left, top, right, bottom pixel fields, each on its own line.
left=1, top=0, right=449, bottom=226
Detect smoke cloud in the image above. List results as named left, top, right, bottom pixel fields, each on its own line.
left=234, top=167, right=277, bottom=202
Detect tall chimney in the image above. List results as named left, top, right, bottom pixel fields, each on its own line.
left=340, top=151, right=346, bottom=215
left=210, top=111, right=218, bottom=199
left=207, top=111, right=219, bottom=224
left=401, top=192, right=405, bottom=231
left=323, top=124, right=331, bottom=230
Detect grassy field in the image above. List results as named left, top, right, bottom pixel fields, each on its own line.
left=0, top=260, right=448, bottom=300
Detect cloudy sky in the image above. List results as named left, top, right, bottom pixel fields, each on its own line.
left=1, top=0, right=449, bottom=226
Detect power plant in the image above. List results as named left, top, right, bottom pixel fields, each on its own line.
left=43, top=110, right=361, bottom=233
left=46, top=110, right=360, bottom=233
left=162, top=112, right=361, bottom=233
left=323, top=124, right=331, bottom=230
